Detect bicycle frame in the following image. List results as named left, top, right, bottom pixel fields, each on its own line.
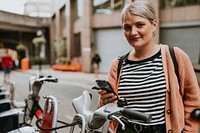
left=8, top=95, right=59, bottom=133
left=23, top=75, right=58, bottom=125
left=23, top=75, right=43, bottom=124
left=7, top=75, right=58, bottom=133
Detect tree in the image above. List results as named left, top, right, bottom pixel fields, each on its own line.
left=54, top=38, right=67, bottom=64
left=32, top=36, right=46, bottom=72
left=16, top=44, right=26, bottom=68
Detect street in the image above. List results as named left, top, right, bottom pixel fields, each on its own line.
left=0, top=68, right=107, bottom=133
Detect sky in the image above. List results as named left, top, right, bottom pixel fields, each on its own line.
left=0, top=0, right=27, bottom=15
left=0, top=0, right=53, bottom=17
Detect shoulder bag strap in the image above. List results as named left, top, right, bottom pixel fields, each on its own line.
left=117, top=52, right=129, bottom=81
left=169, top=47, right=180, bottom=85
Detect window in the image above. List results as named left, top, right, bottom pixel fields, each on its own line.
left=73, top=0, right=83, bottom=20
left=73, top=33, right=81, bottom=57
left=60, top=5, right=66, bottom=37
left=160, top=0, right=200, bottom=8
left=93, top=0, right=125, bottom=14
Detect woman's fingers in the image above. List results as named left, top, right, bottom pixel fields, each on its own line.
left=103, top=95, right=117, bottom=104
left=98, top=89, right=107, bottom=95
left=98, top=90, right=117, bottom=104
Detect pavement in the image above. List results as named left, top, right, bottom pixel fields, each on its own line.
left=15, top=66, right=108, bottom=89
left=16, top=64, right=200, bottom=88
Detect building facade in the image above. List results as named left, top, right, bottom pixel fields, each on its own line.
left=50, top=0, right=200, bottom=73
left=50, top=0, right=159, bottom=73
left=160, top=0, right=200, bottom=64
left=1, top=0, right=199, bottom=73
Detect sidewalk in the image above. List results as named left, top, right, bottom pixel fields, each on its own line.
left=16, top=63, right=200, bottom=88
left=16, top=67, right=108, bottom=89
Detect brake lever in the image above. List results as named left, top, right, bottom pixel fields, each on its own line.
left=109, top=115, right=125, bottom=130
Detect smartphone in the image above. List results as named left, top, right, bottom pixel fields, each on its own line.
left=95, top=80, right=117, bottom=96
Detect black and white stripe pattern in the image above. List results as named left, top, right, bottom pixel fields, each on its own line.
left=118, top=51, right=166, bottom=126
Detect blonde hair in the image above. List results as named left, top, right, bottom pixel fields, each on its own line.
left=121, top=0, right=156, bottom=24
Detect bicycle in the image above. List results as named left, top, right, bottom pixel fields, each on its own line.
left=8, top=95, right=59, bottom=133
left=69, top=90, right=152, bottom=133
left=9, top=74, right=85, bottom=133
left=22, top=74, right=58, bottom=126
left=70, top=86, right=200, bottom=133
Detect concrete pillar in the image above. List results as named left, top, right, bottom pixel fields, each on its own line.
left=81, top=0, right=92, bottom=72
left=50, top=17, right=56, bottom=65
left=55, top=11, right=61, bottom=40
left=66, top=0, right=74, bottom=60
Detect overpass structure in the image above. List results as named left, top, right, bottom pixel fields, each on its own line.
left=0, top=10, right=50, bottom=32
left=0, top=11, right=51, bottom=66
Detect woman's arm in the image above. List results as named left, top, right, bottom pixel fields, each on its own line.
left=176, top=47, right=200, bottom=131
left=98, top=58, right=119, bottom=107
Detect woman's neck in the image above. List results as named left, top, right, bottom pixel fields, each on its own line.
left=129, top=43, right=160, bottom=61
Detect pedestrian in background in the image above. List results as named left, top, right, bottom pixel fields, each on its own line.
left=1, top=49, right=13, bottom=83
left=98, top=0, right=200, bottom=133
left=92, top=50, right=101, bottom=77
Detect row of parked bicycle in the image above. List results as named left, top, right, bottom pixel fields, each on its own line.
left=0, top=74, right=199, bottom=133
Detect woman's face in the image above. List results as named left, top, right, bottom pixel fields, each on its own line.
left=122, top=12, right=157, bottom=49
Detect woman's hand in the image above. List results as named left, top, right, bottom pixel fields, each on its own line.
left=98, top=89, right=118, bottom=105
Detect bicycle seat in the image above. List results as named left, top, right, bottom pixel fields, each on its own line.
left=72, top=90, right=92, bottom=115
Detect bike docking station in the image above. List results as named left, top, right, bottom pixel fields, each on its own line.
left=0, top=84, right=10, bottom=113
left=9, top=95, right=59, bottom=133
left=0, top=82, right=24, bottom=133
left=0, top=74, right=61, bottom=133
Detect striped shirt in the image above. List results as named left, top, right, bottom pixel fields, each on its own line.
left=118, top=50, right=166, bottom=126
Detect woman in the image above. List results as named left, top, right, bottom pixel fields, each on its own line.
left=98, top=0, right=200, bottom=132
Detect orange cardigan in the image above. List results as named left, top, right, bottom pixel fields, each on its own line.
left=98, top=44, right=200, bottom=133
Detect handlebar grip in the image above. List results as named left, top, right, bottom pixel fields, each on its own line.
left=37, top=78, right=58, bottom=83
left=45, top=78, right=58, bottom=83
left=122, top=109, right=152, bottom=123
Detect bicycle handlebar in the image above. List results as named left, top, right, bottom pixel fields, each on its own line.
left=72, top=90, right=152, bottom=131
left=36, top=77, right=58, bottom=83
left=30, top=76, right=58, bottom=100
left=91, top=103, right=152, bottom=129
left=122, top=108, right=152, bottom=123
